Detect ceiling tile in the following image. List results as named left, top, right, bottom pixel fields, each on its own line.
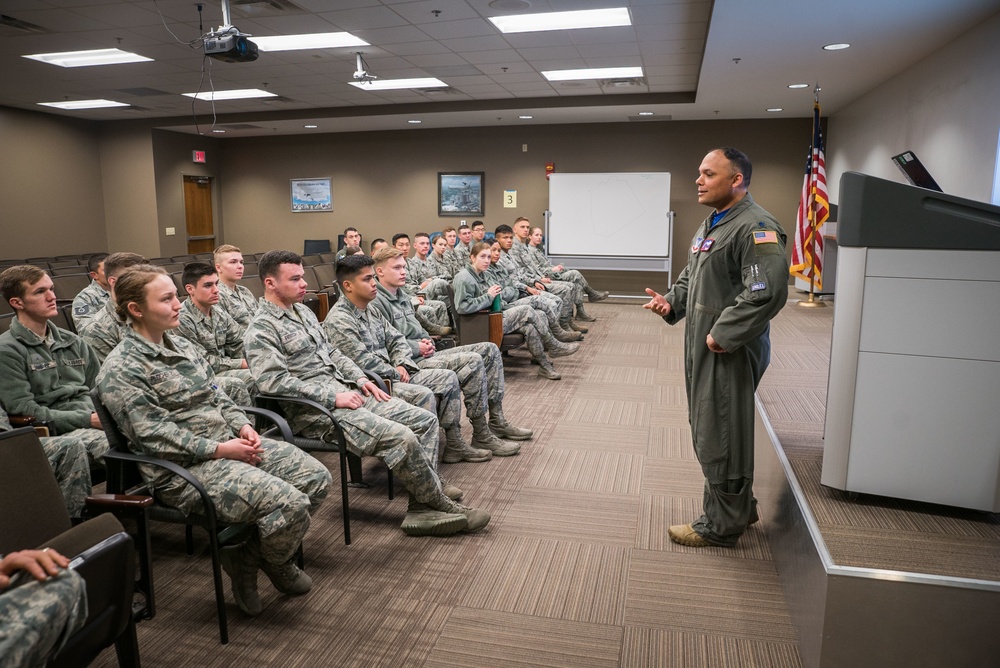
left=317, top=6, right=409, bottom=31
left=461, top=48, right=525, bottom=65
left=417, top=17, right=497, bottom=40
left=381, top=40, right=452, bottom=56
left=389, top=0, right=480, bottom=24
left=440, top=34, right=509, bottom=51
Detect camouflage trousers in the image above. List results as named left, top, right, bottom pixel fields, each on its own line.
left=417, top=341, right=503, bottom=418
left=0, top=568, right=87, bottom=668
left=395, top=368, right=462, bottom=430
left=512, top=293, right=563, bottom=334
left=552, top=269, right=596, bottom=298
left=502, top=304, right=549, bottom=363
left=41, top=433, right=96, bottom=517
left=217, top=368, right=257, bottom=402
left=321, top=394, right=449, bottom=507
left=419, top=277, right=451, bottom=303
left=415, top=299, right=450, bottom=329
left=215, top=374, right=252, bottom=407
left=546, top=279, right=583, bottom=308
left=156, top=438, right=331, bottom=565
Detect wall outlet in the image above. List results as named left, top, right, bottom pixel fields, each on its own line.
left=165, top=227, right=175, bottom=236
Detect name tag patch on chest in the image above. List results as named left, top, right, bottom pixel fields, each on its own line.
left=700, top=239, right=715, bottom=252
left=753, top=230, right=778, bottom=244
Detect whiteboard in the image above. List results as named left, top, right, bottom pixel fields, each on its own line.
left=547, top=172, right=671, bottom=257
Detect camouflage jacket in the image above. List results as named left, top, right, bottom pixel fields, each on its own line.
left=427, top=252, right=453, bottom=279
left=485, top=262, right=521, bottom=304
left=452, top=266, right=497, bottom=315
left=71, top=279, right=110, bottom=334
left=217, top=281, right=259, bottom=331
left=502, top=244, right=543, bottom=286
left=525, top=244, right=558, bottom=277
left=370, top=281, right=428, bottom=358
left=176, top=300, right=246, bottom=373
left=243, top=300, right=369, bottom=435
left=80, top=300, right=128, bottom=363
left=96, top=328, right=251, bottom=504
left=0, top=318, right=99, bottom=434
left=323, top=297, right=418, bottom=382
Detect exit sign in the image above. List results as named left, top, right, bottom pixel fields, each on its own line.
left=192, top=150, right=206, bottom=164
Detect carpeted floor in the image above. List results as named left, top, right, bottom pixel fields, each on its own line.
left=94, top=300, right=806, bottom=667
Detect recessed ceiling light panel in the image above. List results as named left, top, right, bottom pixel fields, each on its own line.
left=823, top=43, right=851, bottom=51
left=348, top=78, right=447, bottom=91
left=788, top=83, right=809, bottom=89
left=183, top=89, right=278, bottom=101
left=638, top=111, right=655, bottom=116
left=542, top=66, right=642, bottom=81
left=253, top=32, right=369, bottom=52
left=766, top=108, right=783, bottom=112
left=489, top=8, right=631, bottom=34
left=407, top=119, right=422, bottom=124
left=304, top=124, right=318, bottom=128
left=24, top=48, right=152, bottom=68
left=518, top=115, right=533, bottom=119
left=38, top=99, right=130, bottom=110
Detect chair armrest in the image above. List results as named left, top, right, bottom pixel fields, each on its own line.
left=254, top=393, right=342, bottom=427
left=241, top=406, right=295, bottom=442
left=101, top=449, right=219, bottom=524
left=8, top=414, right=36, bottom=427
left=85, top=493, right=154, bottom=511
left=362, top=370, right=391, bottom=395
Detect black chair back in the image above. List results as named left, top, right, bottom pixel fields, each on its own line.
left=303, top=239, right=331, bottom=255
left=0, top=427, right=73, bottom=552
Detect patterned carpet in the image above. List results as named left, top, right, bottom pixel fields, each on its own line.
left=93, top=301, right=804, bottom=667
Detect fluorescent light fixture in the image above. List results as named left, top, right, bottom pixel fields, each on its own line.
left=23, top=48, right=152, bottom=68
left=518, top=115, right=533, bottom=120
left=489, top=8, right=631, bottom=33
left=253, top=32, right=369, bottom=52
left=38, top=99, right=129, bottom=110
left=823, top=43, right=850, bottom=51
left=638, top=111, right=655, bottom=116
left=407, top=120, right=422, bottom=124
left=766, top=108, right=784, bottom=112
left=788, top=83, right=809, bottom=89
left=183, top=89, right=277, bottom=101
left=304, top=124, right=319, bottom=128
left=211, top=129, right=226, bottom=133
left=542, top=66, right=642, bottom=81
left=348, top=78, right=447, bottom=91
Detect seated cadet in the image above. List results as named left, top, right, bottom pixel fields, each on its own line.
left=342, top=245, right=363, bottom=257
left=428, top=234, right=455, bottom=279
left=0, top=548, right=88, bottom=667
left=97, top=265, right=331, bottom=616
left=486, top=240, right=582, bottom=343
left=453, top=242, right=577, bottom=381
left=176, top=262, right=256, bottom=400
left=370, top=238, right=388, bottom=254
left=403, top=233, right=450, bottom=302
left=78, top=252, right=147, bottom=362
left=495, top=225, right=584, bottom=334
left=214, top=244, right=259, bottom=331
left=441, top=226, right=466, bottom=276
left=71, top=252, right=110, bottom=334
left=393, top=233, right=453, bottom=337
left=1, top=402, right=91, bottom=516
left=527, top=225, right=608, bottom=306
left=453, top=224, right=473, bottom=259
left=323, top=254, right=494, bottom=464
left=511, top=217, right=594, bottom=323
left=335, top=227, right=362, bottom=261
left=371, top=248, right=530, bottom=454
left=0, top=265, right=108, bottom=478
left=470, top=220, right=487, bottom=244
left=243, top=250, right=489, bottom=537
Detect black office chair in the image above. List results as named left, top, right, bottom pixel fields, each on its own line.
left=0, top=427, right=143, bottom=668
left=91, top=388, right=295, bottom=645
left=303, top=239, right=331, bottom=255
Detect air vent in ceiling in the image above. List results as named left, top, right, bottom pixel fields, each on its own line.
left=599, top=78, right=646, bottom=89
left=231, top=0, right=303, bottom=13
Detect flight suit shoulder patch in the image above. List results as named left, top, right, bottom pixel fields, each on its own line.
left=751, top=229, right=783, bottom=256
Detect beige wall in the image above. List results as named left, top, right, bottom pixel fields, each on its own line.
left=220, top=118, right=811, bottom=286
left=827, top=10, right=1000, bottom=204
left=97, top=124, right=159, bottom=257
left=0, top=107, right=107, bottom=260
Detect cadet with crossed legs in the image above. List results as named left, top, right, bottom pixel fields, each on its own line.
left=96, top=264, right=332, bottom=616
left=242, top=250, right=489, bottom=538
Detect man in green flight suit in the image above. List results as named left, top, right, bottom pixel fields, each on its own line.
left=644, top=147, right=789, bottom=548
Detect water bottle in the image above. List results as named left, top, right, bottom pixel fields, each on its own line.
left=491, top=294, right=502, bottom=312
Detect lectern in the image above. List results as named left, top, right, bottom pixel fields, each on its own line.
left=822, top=172, right=1000, bottom=511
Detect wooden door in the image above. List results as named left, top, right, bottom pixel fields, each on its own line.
left=183, top=176, right=215, bottom=254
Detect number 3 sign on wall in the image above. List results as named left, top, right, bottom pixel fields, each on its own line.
left=503, top=190, right=517, bottom=208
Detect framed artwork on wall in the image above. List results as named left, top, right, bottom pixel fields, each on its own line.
left=438, top=172, right=484, bottom=216
left=290, top=178, right=332, bottom=212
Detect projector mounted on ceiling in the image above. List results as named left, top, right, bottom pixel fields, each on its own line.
left=203, top=0, right=258, bottom=63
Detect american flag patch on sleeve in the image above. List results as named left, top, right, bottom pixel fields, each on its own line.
left=753, top=230, right=778, bottom=244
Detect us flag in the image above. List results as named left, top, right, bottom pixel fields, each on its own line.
left=790, top=102, right=829, bottom=290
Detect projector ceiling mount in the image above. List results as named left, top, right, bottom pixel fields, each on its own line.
left=203, top=0, right=259, bottom=62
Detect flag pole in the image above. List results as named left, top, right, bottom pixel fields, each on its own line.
left=798, top=84, right=826, bottom=308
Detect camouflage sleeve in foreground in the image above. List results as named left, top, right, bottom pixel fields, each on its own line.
left=71, top=281, right=109, bottom=334
left=0, top=568, right=88, bottom=668
left=80, top=302, right=126, bottom=364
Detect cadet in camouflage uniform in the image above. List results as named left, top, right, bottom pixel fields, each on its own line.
left=453, top=224, right=474, bottom=259
left=78, top=252, right=148, bottom=363
left=428, top=235, right=457, bottom=278
left=177, top=263, right=256, bottom=397
left=505, top=221, right=591, bottom=324
left=97, top=265, right=331, bottom=616
left=453, top=243, right=578, bottom=380
left=645, top=148, right=788, bottom=548
left=525, top=225, right=609, bottom=303
left=0, top=265, right=109, bottom=475
left=404, top=233, right=451, bottom=302
left=71, top=253, right=110, bottom=334
left=0, top=548, right=88, bottom=668
left=324, top=255, right=494, bottom=464
left=371, top=247, right=531, bottom=455
left=214, top=244, right=260, bottom=331
left=391, top=234, right=453, bottom=336
left=0, top=403, right=91, bottom=516
left=485, top=240, right=583, bottom=343
left=440, top=227, right=467, bottom=277
left=243, top=250, right=490, bottom=538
